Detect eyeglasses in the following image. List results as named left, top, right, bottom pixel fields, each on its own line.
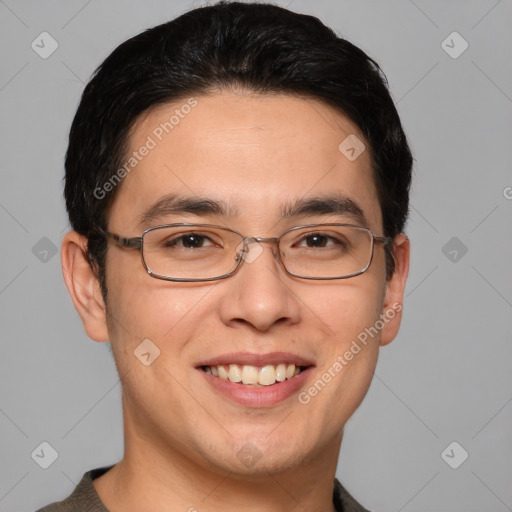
left=94, top=223, right=392, bottom=282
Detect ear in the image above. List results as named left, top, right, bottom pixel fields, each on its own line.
left=61, top=231, right=109, bottom=342
left=379, top=233, right=410, bottom=347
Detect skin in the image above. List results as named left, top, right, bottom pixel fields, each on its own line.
left=62, top=91, right=409, bottom=512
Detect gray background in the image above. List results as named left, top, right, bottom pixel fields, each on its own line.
left=0, top=1, right=511, bottom=511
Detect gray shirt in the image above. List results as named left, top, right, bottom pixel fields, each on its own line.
left=36, top=465, right=371, bottom=512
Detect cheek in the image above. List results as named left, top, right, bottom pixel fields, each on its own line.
left=299, top=277, right=385, bottom=417
left=310, top=272, right=386, bottom=336
left=104, top=252, right=219, bottom=367
left=104, top=251, right=179, bottom=343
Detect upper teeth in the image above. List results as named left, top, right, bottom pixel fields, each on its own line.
left=203, top=363, right=302, bottom=386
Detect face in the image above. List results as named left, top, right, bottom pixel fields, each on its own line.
left=65, top=91, right=409, bottom=478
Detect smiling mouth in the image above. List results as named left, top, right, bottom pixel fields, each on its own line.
left=200, top=363, right=310, bottom=387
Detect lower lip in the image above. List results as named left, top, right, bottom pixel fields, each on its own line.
left=198, top=367, right=314, bottom=407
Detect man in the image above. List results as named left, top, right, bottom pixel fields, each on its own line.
left=38, top=1, right=411, bottom=510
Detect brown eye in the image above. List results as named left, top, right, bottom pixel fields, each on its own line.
left=163, top=233, right=213, bottom=249
left=303, top=234, right=329, bottom=247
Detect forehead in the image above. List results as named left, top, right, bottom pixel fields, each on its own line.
left=109, top=92, right=382, bottom=231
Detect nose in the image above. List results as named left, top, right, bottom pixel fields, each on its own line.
left=218, top=241, right=301, bottom=331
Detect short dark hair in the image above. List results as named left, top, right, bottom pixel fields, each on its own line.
left=64, top=1, right=412, bottom=300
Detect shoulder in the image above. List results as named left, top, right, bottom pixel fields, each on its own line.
left=333, top=478, right=372, bottom=512
left=35, top=466, right=114, bottom=512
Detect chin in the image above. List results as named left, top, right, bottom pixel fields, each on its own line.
left=209, top=433, right=309, bottom=477
left=223, top=449, right=307, bottom=480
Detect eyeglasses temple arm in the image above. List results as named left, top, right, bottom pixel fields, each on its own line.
left=374, top=235, right=393, bottom=246
left=93, top=226, right=142, bottom=250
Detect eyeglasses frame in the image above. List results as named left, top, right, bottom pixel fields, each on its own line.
left=93, top=223, right=392, bottom=282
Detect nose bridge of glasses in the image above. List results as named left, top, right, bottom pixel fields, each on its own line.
left=248, top=236, right=280, bottom=244
left=235, top=236, right=281, bottom=266
left=243, top=236, right=280, bottom=253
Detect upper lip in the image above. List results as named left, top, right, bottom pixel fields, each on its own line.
left=196, top=351, right=315, bottom=368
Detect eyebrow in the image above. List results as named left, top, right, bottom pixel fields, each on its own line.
left=280, top=194, right=368, bottom=226
left=139, top=193, right=368, bottom=227
left=139, top=194, right=238, bottom=226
